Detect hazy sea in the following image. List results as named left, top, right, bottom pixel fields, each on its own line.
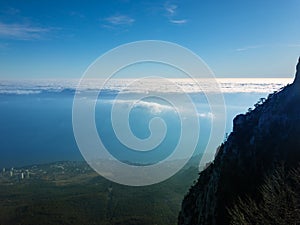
left=0, top=78, right=292, bottom=168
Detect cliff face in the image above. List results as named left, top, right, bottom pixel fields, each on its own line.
left=294, top=57, right=300, bottom=85
left=178, top=58, right=300, bottom=225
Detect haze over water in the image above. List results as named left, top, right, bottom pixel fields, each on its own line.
left=0, top=78, right=292, bottom=168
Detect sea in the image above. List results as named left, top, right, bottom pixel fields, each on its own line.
left=0, top=78, right=292, bottom=168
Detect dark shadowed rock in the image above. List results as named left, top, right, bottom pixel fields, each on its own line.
left=294, top=57, right=300, bottom=85
left=178, top=58, right=300, bottom=225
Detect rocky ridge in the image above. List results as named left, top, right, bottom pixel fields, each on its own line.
left=178, top=58, right=300, bottom=225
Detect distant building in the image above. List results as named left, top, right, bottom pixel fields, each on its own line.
left=10, top=171, right=13, bottom=177
left=21, top=172, right=24, bottom=179
left=2, top=168, right=5, bottom=173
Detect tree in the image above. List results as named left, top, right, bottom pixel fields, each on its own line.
left=229, top=164, right=300, bottom=225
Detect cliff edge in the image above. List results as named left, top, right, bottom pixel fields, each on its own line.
left=178, top=58, right=300, bottom=225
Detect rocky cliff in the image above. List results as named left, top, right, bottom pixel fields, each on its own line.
left=178, top=58, right=300, bottom=225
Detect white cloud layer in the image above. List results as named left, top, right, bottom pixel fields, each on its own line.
left=164, top=2, right=188, bottom=25
left=235, top=45, right=264, bottom=52
left=105, top=15, right=135, bottom=26
left=0, top=22, right=50, bottom=40
left=169, top=19, right=188, bottom=24
left=197, top=112, right=214, bottom=119
left=108, top=99, right=173, bottom=114
left=0, top=78, right=292, bottom=95
left=165, top=3, right=177, bottom=16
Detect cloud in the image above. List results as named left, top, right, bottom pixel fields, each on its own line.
left=169, top=19, right=188, bottom=24
left=107, top=99, right=173, bottom=114
left=165, top=3, right=177, bottom=16
left=69, top=11, right=85, bottom=18
left=198, top=112, right=214, bottom=119
left=105, top=15, right=135, bottom=26
left=1, top=7, right=20, bottom=15
left=235, top=45, right=264, bottom=52
left=236, top=43, right=300, bottom=52
left=133, top=100, right=173, bottom=114
left=164, top=2, right=188, bottom=25
left=0, top=22, right=51, bottom=40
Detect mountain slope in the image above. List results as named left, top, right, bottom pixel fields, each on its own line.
left=178, top=58, right=300, bottom=225
left=0, top=161, right=199, bottom=225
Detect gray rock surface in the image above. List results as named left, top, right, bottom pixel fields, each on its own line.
left=178, top=58, right=300, bottom=225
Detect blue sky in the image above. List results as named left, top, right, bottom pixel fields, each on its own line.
left=0, top=0, right=299, bottom=78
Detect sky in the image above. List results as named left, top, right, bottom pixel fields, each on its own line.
left=0, top=0, right=299, bottom=79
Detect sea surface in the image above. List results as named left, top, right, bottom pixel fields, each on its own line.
left=0, top=78, right=292, bottom=168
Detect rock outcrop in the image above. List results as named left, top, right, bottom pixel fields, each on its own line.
left=294, top=57, right=300, bottom=85
left=178, top=58, right=300, bottom=225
